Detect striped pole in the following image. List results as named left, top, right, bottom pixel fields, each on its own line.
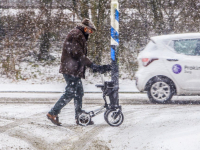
left=110, top=0, right=119, bottom=107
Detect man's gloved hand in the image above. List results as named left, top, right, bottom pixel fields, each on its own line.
left=90, top=63, right=102, bottom=73
left=90, top=64, right=112, bottom=73
left=101, top=65, right=112, bottom=73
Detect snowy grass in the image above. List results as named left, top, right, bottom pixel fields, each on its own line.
left=0, top=47, right=135, bottom=85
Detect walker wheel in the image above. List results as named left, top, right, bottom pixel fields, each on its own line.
left=104, top=109, right=109, bottom=122
left=105, top=109, right=124, bottom=127
left=78, top=112, right=91, bottom=126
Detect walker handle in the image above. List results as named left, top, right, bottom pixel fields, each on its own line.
left=101, top=74, right=105, bottom=84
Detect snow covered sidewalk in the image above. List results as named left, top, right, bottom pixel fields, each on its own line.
left=0, top=80, right=139, bottom=93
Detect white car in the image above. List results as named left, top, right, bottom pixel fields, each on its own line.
left=135, top=33, right=200, bottom=103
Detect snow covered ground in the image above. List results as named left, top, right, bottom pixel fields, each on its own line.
left=1, top=103, right=200, bottom=150
left=1, top=78, right=200, bottom=150
left=1, top=60, right=200, bottom=149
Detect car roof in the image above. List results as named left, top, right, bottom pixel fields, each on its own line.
left=151, top=33, right=200, bottom=44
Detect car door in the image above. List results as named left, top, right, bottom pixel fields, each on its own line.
left=164, top=39, right=200, bottom=91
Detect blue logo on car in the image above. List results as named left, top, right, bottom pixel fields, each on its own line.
left=172, top=64, right=182, bottom=74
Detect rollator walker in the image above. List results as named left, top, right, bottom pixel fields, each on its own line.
left=77, top=70, right=124, bottom=127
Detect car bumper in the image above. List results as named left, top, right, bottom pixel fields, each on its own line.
left=134, top=69, right=151, bottom=92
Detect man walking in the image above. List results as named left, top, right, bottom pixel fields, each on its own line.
left=47, top=18, right=110, bottom=126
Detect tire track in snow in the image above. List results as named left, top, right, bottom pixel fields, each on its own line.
left=69, top=125, right=109, bottom=150
left=0, top=112, right=52, bottom=150
left=0, top=110, right=105, bottom=150
left=7, top=130, right=50, bottom=150
left=0, top=112, right=45, bottom=133
left=27, top=123, right=110, bottom=150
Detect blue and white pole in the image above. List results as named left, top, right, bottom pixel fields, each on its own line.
left=110, top=0, right=119, bottom=107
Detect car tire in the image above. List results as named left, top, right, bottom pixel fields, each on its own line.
left=147, top=77, right=175, bottom=104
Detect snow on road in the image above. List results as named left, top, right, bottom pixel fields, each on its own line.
left=1, top=103, right=200, bottom=150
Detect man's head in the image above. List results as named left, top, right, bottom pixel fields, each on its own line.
left=81, top=18, right=96, bottom=34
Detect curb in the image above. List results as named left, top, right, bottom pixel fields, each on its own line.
left=0, top=92, right=149, bottom=104
left=0, top=91, right=142, bottom=93
left=0, top=98, right=150, bottom=104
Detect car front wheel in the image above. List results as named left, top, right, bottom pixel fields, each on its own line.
left=147, top=78, right=175, bottom=104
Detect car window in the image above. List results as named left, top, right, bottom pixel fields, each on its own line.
left=173, top=39, right=200, bottom=56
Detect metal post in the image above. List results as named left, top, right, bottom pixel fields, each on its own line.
left=110, top=0, right=119, bottom=108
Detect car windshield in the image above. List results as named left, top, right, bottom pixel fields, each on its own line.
left=173, top=39, right=200, bottom=56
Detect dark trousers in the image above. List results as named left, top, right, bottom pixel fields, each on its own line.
left=49, top=74, right=84, bottom=119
